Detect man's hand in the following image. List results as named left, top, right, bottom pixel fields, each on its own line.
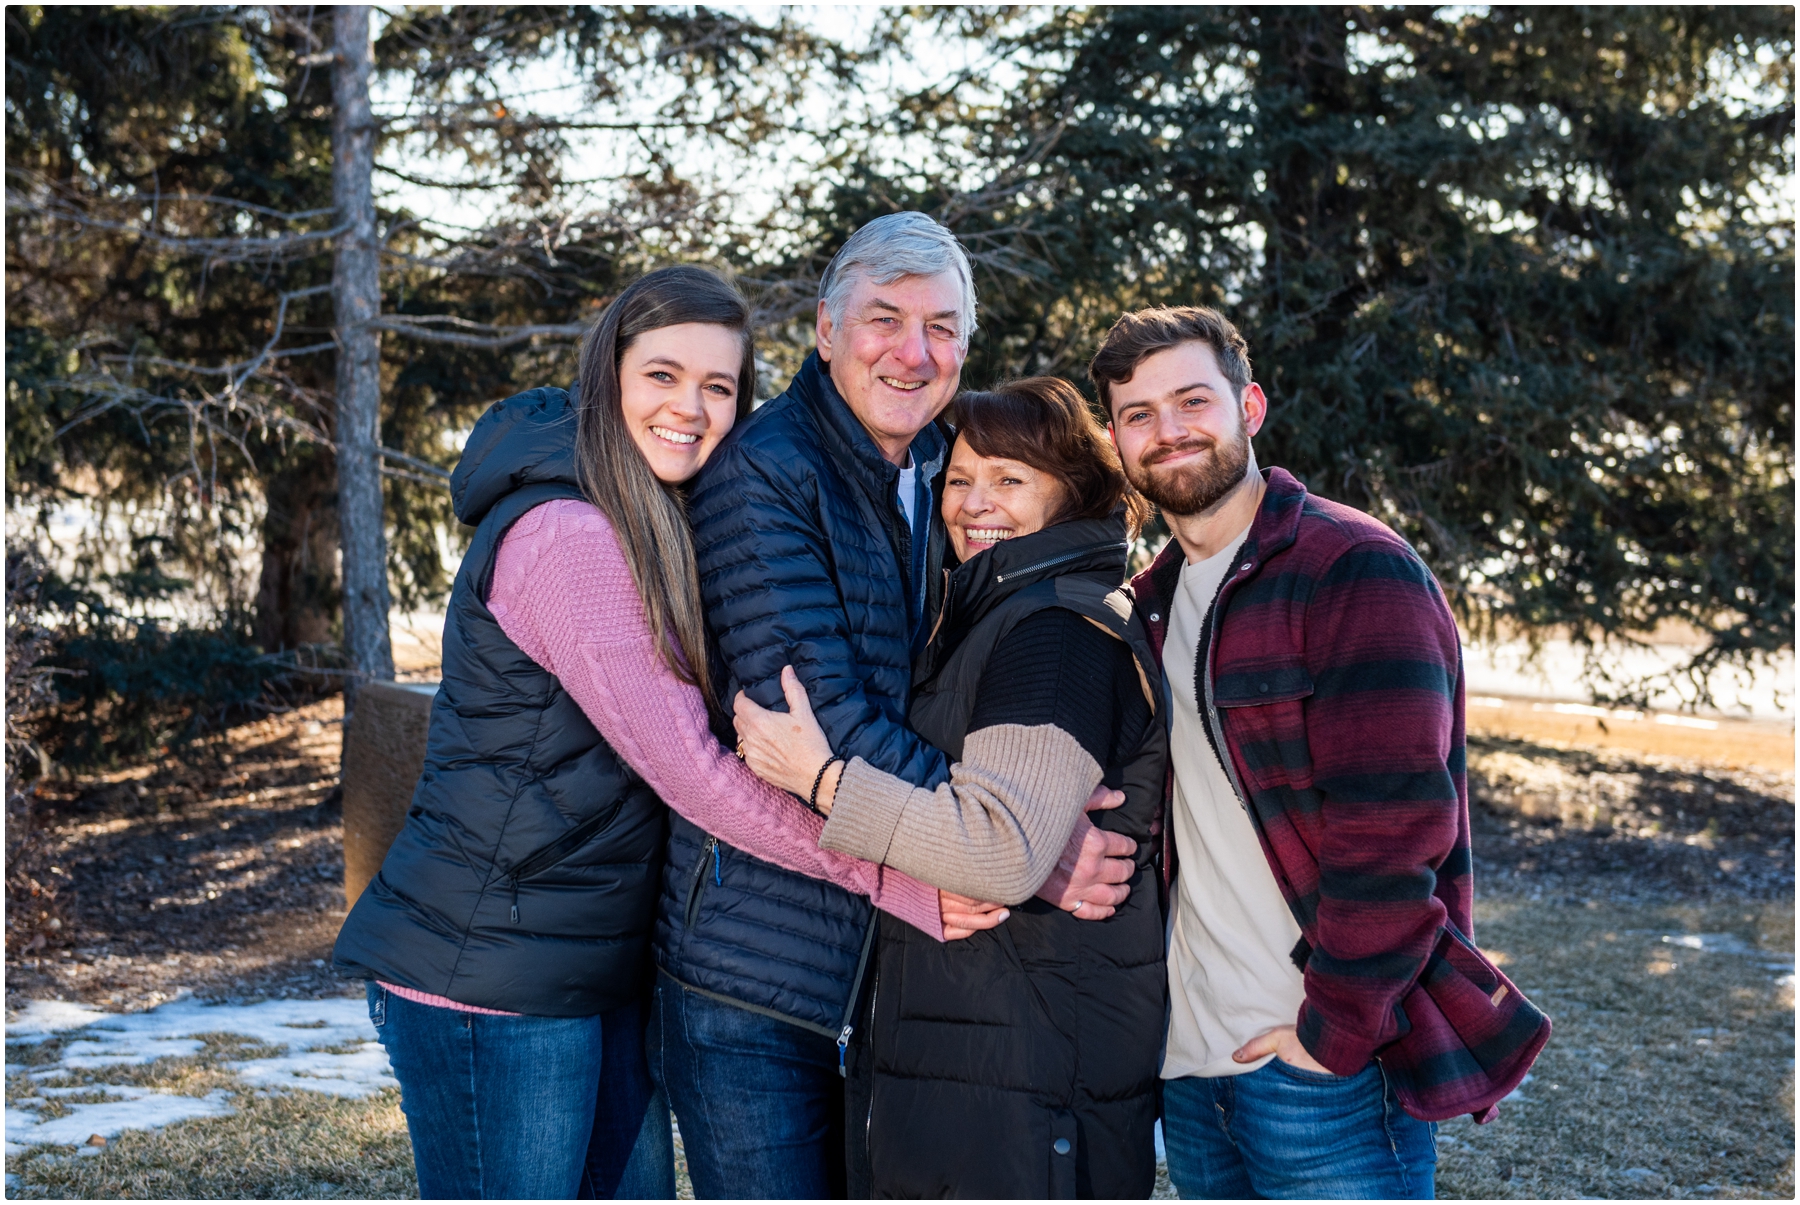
left=939, top=890, right=1008, bottom=941
left=1232, top=1025, right=1335, bottom=1075
left=1035, top=784, right=1135, bottom=920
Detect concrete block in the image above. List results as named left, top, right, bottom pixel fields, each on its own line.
left=341, top=681, right=439, bottom=908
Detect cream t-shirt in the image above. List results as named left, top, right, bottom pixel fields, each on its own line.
left=1160, top=526, right=1308, bottom=1080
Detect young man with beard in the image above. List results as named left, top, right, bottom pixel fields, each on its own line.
left=1094, top=307, right=1547, bottom=1199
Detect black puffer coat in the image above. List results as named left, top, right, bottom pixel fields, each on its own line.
left=858, top=516, right=1170, bottom=1199
left=333, top=387, right=665, bottom=1015
left=654, top=353, right=951, bottom=1038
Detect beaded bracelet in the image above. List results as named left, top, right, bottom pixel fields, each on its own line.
left=808, top=755, right=844, bottom=815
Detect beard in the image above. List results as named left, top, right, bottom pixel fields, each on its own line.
left=1123, top=421, right=1252, bottom=518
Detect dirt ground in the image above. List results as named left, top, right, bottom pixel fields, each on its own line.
left=5, top=698, right=352, bottom=1017
left=5, top=695, right=1794, bottom=1199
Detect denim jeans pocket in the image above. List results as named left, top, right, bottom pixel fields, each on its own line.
left=1265, top=1055, right=1371, bottom=1087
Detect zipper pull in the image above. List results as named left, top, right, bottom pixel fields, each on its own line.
left=712, top=839, right=722, bottom=886
left=510, top=878, right=520, bottom=925
left=837, top=1024, right=853, bottom=1078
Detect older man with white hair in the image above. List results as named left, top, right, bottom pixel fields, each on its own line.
left=650, top=212, right=1138, bottom=1197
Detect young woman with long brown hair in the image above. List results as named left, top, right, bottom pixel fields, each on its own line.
left=333, top=266, right=961, bottom=1199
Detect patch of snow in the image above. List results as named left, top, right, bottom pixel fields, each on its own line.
left=228, top=1042, right=397, bottom=1099
left=9, top=994, right=376, bottom=1066
left=3, top=992, right=389, bottom=1148
left=1661, top=933, right=1756, bottom=955
left=5, top=1000, right=110, bottom=1038
left=38, top=1085, right=152, bottom=1100
left=56, top=1037, right=207, bottom=1068
left=6, top=1089, right=234, bottom=1146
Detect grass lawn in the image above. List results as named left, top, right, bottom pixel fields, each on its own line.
left=1433, top=897, right=1794, bottom=1199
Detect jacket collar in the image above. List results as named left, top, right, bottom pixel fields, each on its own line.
left=919, top=514, right=1129, bottom=681
left=789, top=351, right=948, bottom=485
left=1139, top=466, right=1310, bottom=630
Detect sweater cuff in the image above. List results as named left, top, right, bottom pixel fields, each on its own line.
left=1295, top=997, right=1381, bottom=1076
left=819, top=757, right=915, bottom=865
left=874, top=870, right=944, bottom=942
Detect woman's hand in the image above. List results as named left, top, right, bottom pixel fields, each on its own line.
left=940, top=891, right=1008, bottom=940
left=734, top=665, right=835, bottom=800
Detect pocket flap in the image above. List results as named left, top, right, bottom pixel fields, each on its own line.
left=1215, top=661, right=1315, bottom=707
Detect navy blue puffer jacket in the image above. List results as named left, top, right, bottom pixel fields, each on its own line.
left=652, top=352, right=951, bottom=1039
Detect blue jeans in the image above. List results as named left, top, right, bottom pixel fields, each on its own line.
left=368, top=983, right=676, bottom=1200
left=1162, top=1060, right=1437, bottom=1200
left=648, top=975, right=846, bottom=1199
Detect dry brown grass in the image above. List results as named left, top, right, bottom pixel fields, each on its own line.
left=7, top=1030, right=416, bottom=1200
left=1434, top=897, right=1794, bottom=1199
left=9, top=1087, right=415, bottom=1199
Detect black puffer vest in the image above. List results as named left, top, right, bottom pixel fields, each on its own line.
left=333, top=387, right=665, bottom=1015
left=860, top=517, right=1171, bottom=1199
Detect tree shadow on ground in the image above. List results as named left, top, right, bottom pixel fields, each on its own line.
left=1468, top=733, right=1794, bottom=904
left=5, top=699, right=353, bottom=1014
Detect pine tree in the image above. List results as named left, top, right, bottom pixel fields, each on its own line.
left=820, top=5, right=1794, bottom=698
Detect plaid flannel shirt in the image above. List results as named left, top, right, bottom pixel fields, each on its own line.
left=1133, top=467, right=1549, bottom=1122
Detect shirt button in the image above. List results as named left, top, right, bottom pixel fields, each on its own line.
left=1240, top=562, right=1253, bottom=572
left=1053, top=1138, right=1071, bottom=1155
left=1259, top=683, right=1269, bottom=693
left=1149, top=613, right=1160, bottom=623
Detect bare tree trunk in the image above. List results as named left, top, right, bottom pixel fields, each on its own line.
left=255, top=444, right=340, bottom=653
left=332, top=4, right=394, bottom=711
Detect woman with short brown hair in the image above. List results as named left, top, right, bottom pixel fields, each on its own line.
left=736, top=376, right=1169, bottom=1198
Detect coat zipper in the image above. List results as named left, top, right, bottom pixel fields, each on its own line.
left=861, top=964, right=880, bottom=1157
left=992, top=540, right=1127, bottom=585
left=836, top=915, right=879, bottom=1078
left=505, top=798, right=624, bottom=924
left=683, top=835, right=720, bottom=931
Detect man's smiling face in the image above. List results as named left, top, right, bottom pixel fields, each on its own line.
left=816, top=270, right=967, bottom=465
left=1107, top=340, right=1266, bottom=517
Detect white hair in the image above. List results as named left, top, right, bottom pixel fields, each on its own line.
left=818, top=212, right=978, bottom=348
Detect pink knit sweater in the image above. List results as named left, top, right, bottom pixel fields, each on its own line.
left=488, top=497, right=944, bottom=939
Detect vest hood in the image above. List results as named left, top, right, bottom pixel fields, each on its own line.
left=451, top=386, right=583, bottom=528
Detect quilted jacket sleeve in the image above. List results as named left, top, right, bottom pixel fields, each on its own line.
left=690, top=433, right=951, bottom=789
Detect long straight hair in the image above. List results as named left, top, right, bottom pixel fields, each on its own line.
left=572, top=266, right=755, bottom=706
